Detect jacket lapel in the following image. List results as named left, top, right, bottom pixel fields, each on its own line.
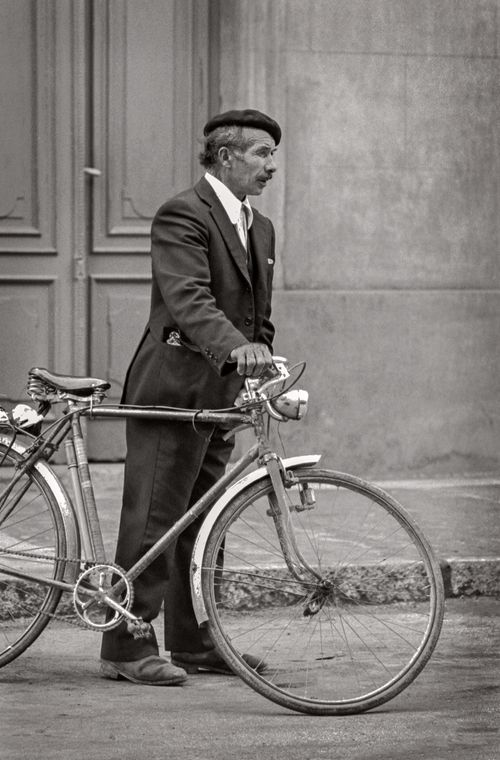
left=195, top=177, right=251, bottom=284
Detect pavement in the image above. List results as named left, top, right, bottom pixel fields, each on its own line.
left=79, top=464, right=500, bottom=598
left=2, top=598, right=499, bottom=759
left=2, top=465, right=500, bottom=759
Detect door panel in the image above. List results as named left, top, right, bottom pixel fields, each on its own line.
left=0, top=0, right=85, bottom=408
left=88, top=0, right=212, bottom=458
left=91, top=0, right=210, bottom=253
left=0, top=1, right=56, bottom=253
left=0, top=0, right=212, bottom=458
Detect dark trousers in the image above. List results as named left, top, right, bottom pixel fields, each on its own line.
left=100, top=417, right=234, bottom=662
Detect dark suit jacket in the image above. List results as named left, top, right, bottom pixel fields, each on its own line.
left=123, top=176, right=276, bottom=410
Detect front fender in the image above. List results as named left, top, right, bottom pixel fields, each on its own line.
left=190, top=454, right=321, bottom=626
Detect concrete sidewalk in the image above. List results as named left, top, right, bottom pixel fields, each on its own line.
left=2, top=599, right=499, bottom=759
left=70, top=464, right=500, bottom=597
left=3, top=467, right=500, bottom=760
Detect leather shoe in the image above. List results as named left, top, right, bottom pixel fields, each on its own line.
left=100, top=655, right=187, bottom=685
left=171, top=648, right=267, bottom=675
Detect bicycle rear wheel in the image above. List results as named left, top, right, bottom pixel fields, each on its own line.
left=0, top=440, right=74, bottom=666
left=201, top=467, right=444, bottom=715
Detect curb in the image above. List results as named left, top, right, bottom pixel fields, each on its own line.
left=443, top=557, right=500, bottom=598
left=3, top=557, right=499, bottom=623
left=215, top=557, right=500, bottom=611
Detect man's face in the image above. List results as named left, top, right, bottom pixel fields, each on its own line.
left=223, top=128, right=278, bottom=199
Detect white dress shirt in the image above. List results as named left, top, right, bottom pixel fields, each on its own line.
left=204, top=172, right=253, bottom=249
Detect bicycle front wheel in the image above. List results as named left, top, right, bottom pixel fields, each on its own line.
left=0, top=439, right=74, bottom=666
left=201, top=467, right=444, bottom=715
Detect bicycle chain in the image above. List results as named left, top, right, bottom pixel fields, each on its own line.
left=0, top=546, right=86, bottom=564
left=0, top=548, right=92, bottom=630
left=0, top=549, right=126, bottom=631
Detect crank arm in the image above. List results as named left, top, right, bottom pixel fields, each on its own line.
left=97, top=595, right=151, bottom=638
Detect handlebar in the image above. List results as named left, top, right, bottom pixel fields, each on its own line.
left=0, top=357, right=309, bottom=436
left=240, top=357, right=308, bottom=421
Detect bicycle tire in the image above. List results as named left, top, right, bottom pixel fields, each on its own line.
left=0, top=440, right=73, bottom=666
left=200, top=467, right=445, bottom=715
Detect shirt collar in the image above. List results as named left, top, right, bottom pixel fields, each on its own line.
left=204, top=172, right=253, bottom=229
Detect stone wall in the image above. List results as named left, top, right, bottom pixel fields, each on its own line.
left=216, top=0, right=500, bottom=477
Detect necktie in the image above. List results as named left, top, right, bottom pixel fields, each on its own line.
left=236, top=205, right=248, bottom=250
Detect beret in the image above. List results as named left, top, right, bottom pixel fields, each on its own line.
left=203, top=108, right=281, bottom=146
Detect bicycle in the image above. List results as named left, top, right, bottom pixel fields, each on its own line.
left=0, top=357, right=444, bottom=715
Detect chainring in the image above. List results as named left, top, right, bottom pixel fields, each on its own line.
left=72, top=562, right=133, bottom=631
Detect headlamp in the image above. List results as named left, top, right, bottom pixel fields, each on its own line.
left=268, top=389, right=308, bottom=421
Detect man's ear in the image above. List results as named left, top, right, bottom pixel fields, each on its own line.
left=218, top=146, right=232, bottom=167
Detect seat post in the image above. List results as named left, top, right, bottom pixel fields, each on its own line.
left=67, top=403, right=107, bottom=564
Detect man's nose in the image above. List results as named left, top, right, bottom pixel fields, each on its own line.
left=265, top=156, right=277, bottom=173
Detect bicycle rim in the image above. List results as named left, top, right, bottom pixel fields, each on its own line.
left=0, top=442, right=67, bottom=666
left=201, top=467, right=444, bottom=714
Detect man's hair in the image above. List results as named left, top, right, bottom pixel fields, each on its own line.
left=199, top=125, right=249, bottom=168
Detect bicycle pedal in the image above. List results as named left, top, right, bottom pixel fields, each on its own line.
left=127, top=618, right=152, bottom=639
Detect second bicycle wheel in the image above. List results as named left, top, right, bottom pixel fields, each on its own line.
left=0, top=439, right=74, bottom=666
left=200, top=467, right=444, bottom=715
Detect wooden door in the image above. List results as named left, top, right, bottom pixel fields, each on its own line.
left=0, top=0, right=214, bottom=460
left=0, top=0, right=88, bottom=406
left=88, top=0, right=213, bottom=458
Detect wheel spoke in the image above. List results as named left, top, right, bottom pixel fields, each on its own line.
left=0, top=443, right=66, bottom=665
left=201, top=468, right=444, bottom=715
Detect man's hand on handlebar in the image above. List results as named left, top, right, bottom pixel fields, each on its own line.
left=229, top=343, right=273, bottom=378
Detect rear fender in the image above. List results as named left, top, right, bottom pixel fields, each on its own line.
left=0, top=435, right=80, bottom=581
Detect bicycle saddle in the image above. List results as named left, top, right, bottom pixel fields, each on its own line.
left=28, top=367, right=111, bottom=396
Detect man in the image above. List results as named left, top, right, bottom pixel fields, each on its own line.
left=100, top=109, right=281, bottom=685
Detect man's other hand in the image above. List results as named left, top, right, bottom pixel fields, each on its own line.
left=229, top=343, right=273, bottom=377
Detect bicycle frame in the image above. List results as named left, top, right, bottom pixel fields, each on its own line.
left=0, top=363, right=446, bottom=715
left=0, top=393, right=320, bottom=626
